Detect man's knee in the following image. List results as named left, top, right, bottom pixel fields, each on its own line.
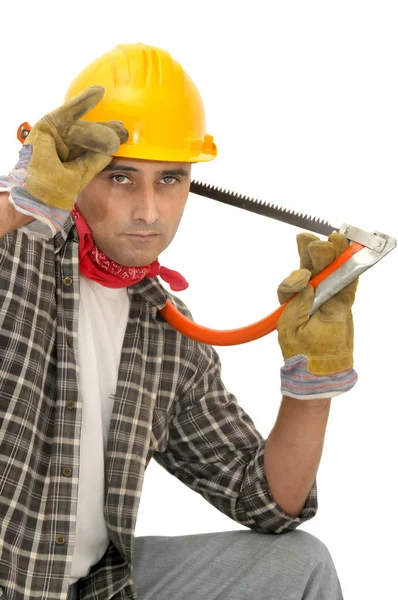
left=273, top=529, right=337, bottom=578
left=238, top=529, right=335, bottom=571
left=231, top=530, right=342, bottom=598
left=287, top=530, right=333, bottom=563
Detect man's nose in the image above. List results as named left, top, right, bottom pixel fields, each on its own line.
left=132, top=185, right=159, bottom=225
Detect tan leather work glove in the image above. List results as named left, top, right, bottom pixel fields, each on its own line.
left=277, top=232, right=358, bottom=399
left=21, top=85, right=128, bottom=210
left=0, top=86, right=128, bottom=235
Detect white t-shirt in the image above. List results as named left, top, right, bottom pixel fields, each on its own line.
left=69, top=276, right=130, bottom=583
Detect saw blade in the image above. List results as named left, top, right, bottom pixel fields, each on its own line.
left=189, top=180, right=337, bottom=237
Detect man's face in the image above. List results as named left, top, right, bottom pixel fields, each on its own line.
left=76, top=158, right=192, bottom=266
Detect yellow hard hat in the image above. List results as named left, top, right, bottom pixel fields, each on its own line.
left=65, top=43, right=217, bottom=163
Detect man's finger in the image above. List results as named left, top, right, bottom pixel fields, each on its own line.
left=277, top=268, right=312, bottom=304
left=65, top=151, right=114, bottom=184
left=64, top=121, right=126, bottom=156
left=307, top=241, right=336, bottom=275
left=47, top=86, right=105, bottom=134
left=296, top=232, right=320, bottom=271
left=328, top=231, right=350, bottom=258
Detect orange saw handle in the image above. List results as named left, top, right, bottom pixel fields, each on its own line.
left=159, top=242, right=364, bottom=346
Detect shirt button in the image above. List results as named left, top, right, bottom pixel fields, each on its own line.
left=63, top=277, right=73, bottom=286
left=67, top=337, right=74, bottom=348
left=63, top=467, right=72, bottom=477
left=55, top=535, right=66, bottom=545
left=66, top=400, right=75, bottom=409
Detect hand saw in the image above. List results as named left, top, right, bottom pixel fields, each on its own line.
left=17, top=123, right=396, bottom=346
left=161, top=181, right=396, bottom=345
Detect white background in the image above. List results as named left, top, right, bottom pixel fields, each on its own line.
left=1, top=1, right=397, bottom=598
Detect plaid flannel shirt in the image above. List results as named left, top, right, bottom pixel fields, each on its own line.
left=0, top=216, right=317, bottom=600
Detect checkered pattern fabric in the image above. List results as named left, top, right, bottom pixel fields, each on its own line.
left=0, top=217, right=317, bottom=600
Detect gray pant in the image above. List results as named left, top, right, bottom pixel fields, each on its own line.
left=67, top=529, right=343, bottom=599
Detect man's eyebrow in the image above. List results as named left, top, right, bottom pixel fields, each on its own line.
left=102, top=164, right=140, bottom=172
left=102, top=163, right=190, bottom=177
left=158, top=168, right=190, bottom=177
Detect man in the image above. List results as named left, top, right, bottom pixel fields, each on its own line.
left=0, top=43, right=357, bottom=600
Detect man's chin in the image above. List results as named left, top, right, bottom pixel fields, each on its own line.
left=112, top=254, right=158, bottom=268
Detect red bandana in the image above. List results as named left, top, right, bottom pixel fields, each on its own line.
left=71, top=204, right=189, bottom=291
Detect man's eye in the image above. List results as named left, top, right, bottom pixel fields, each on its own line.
left=161, top=176, right=178, bottom=185
left=110, top=174, right=130, bottom=185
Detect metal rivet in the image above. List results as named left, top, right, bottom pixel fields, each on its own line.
left=55, top=535, right=66, bottom=545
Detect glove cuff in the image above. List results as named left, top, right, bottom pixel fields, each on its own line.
left=281, top=354, right=358, bottom=400
left=1, top=146, right=69, bottom=238
left=7, top=186, right=69, bottom=238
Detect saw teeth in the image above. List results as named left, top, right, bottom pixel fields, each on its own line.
left=189, top=179, right=336, bottom=235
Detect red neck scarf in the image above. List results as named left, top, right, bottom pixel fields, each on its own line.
left=71, top=204, right=189, bottom=291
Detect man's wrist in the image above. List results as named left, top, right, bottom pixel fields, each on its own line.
left=282, top=395, right=331, bottom=408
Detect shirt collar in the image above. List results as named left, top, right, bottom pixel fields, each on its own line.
left=54, top=214, right=78, bottom=253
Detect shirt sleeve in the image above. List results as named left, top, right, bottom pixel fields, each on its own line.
left=153, top=339, right=318, bottom=534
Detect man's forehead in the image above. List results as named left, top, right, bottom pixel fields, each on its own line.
left=104, top=158, right=191, bottom=174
